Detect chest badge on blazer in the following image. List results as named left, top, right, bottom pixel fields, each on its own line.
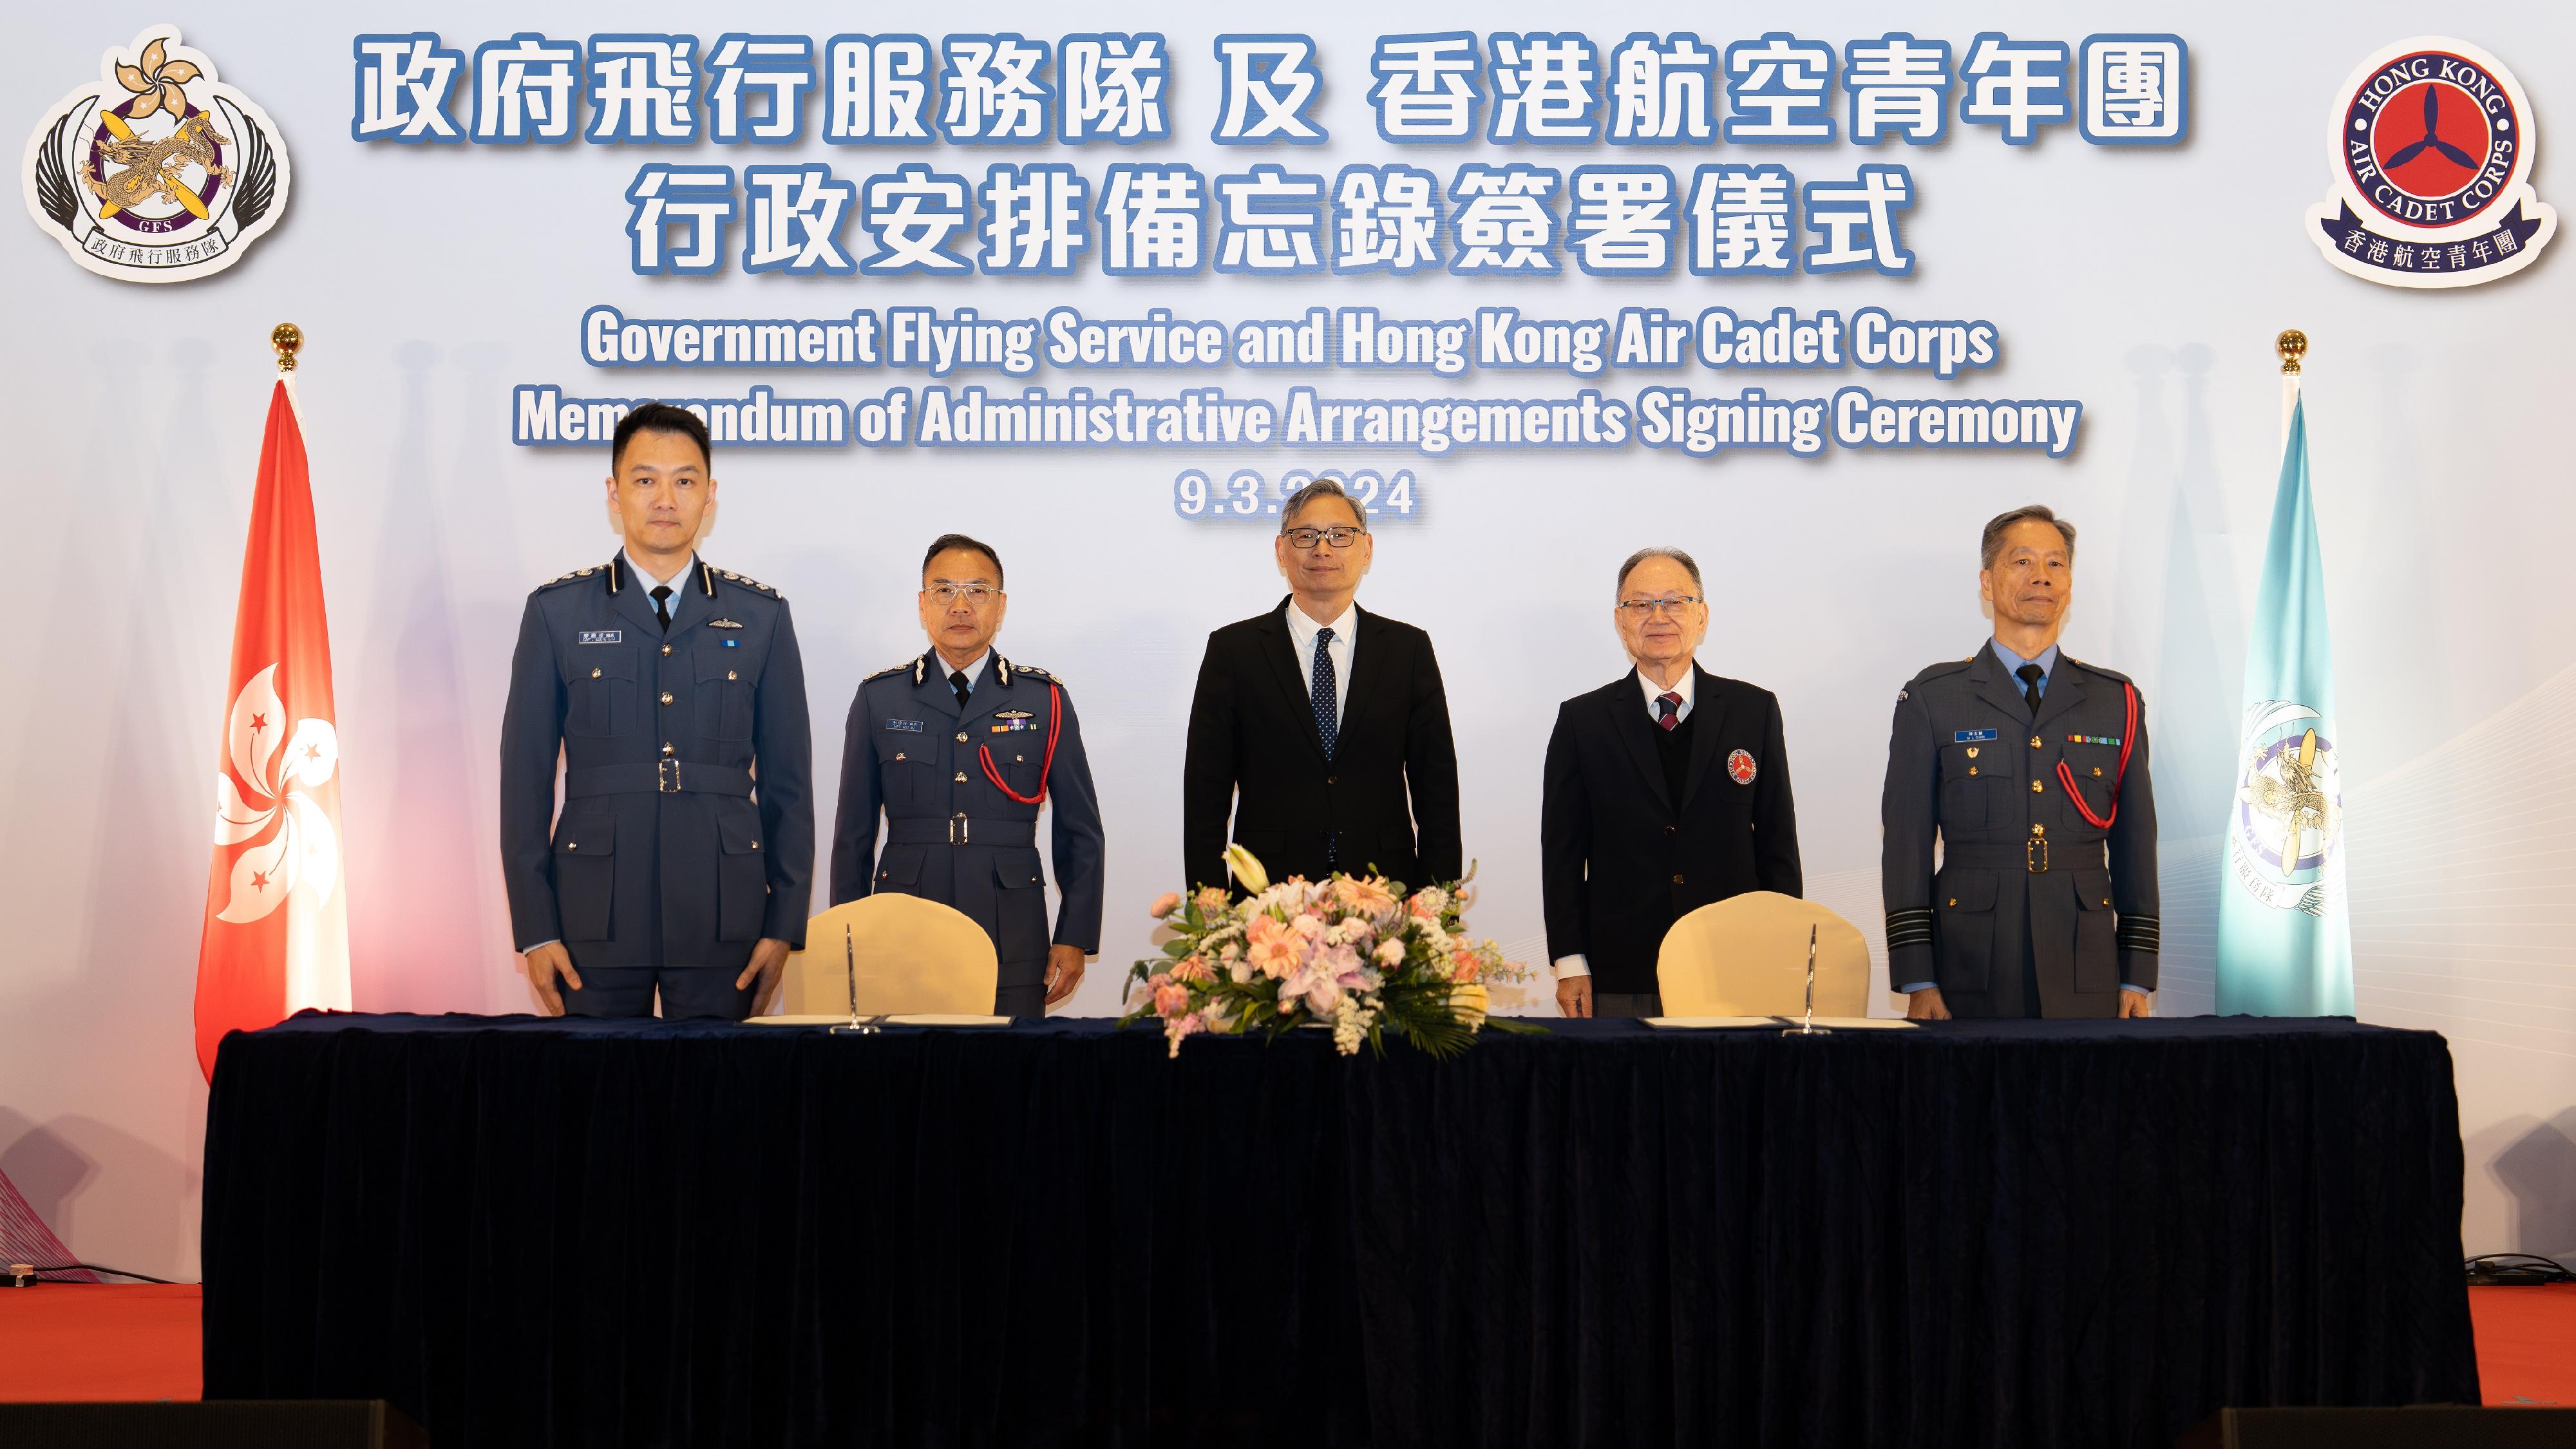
left=1727, top=749, right=1757, bottom=785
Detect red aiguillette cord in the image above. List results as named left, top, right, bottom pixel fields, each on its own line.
left=2056, top=681, right=2139, bottom=829
left=979, top=683, right=1061, bottom=806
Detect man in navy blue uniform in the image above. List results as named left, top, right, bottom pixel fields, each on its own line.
left=831, top=534, right=1104, bottom=1016
left=500, top=403, right=813, bottom=1019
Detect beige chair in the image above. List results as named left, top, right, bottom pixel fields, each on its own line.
left=1654, top=891, right=1871, bottom=1017
left=764, top=895, right=999, bottom=1017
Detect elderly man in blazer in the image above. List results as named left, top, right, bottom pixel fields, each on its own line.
left=1182, top=478, right=1462, bottom=895
left=1540, top=547, right=1803, bottom=1018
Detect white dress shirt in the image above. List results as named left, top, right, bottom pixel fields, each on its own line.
left=1283, top=598, right=1356, bottom=730
left=1556, top=661, right=1699, bottom=982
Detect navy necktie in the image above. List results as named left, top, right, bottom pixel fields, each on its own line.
left=2017, top=663, right=2044, bottom=716
left=1656, top=692, right=1682, bottom=730
left=650, top=585, right=672, bottom=633
left=1311, top=627, right=1338, bottom=758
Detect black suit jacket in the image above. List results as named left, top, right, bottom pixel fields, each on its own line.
left=1540, top=665, right=1803, bottom=994
left=1182, top=598, right=1462, bottom=893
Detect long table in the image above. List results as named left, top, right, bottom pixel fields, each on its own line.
left=203, top=1013, right=2479, bottom=1448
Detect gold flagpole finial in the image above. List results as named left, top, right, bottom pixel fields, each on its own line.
left=2275, top=328, right=2307, bottom=376
left=271, top=322, right=303, bottom=374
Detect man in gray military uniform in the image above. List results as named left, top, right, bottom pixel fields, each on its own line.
left=1880, top=505, right=2159, bottom=1020
left=831, top=533, right=1104, bottom=1016
left=500, top=402, right=813, bottom=1019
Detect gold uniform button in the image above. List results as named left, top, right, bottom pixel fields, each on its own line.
left=1968, top=766, right=1978, bottom=776
left=954, top=771, right=969, bottom=783
left=659, top=692, right=674, bottom=705
left=566, top=842, right=578, bottom=851
left=661, top=644, right=672, bottom=656
left=2031, top=824, right=2045, bottom=837
left=1947, top=897, right=1957, bottom=907
left=956, top=732, right=969, bottom=743
left=2102, top=897, right=2112, bottom=907
left=2031, top=780, right=2044, bottom=793
left=2030, top=736, right=2041, bottom=749
left=2092, top=766, right=2103, bottom=777
left=661, top=743, right=674, bottom=755
left=1671, top=874, right=1685, bottom=884
left=752, top=840, right=760, bottom=850
left=591, top=667, right=602, bottom=679
left=726, top=670, right=737, bottom=681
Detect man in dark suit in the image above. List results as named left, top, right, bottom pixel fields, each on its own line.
left=500, top=402, right=813, bottom=1019
left=1541, top=548, right=1802, bottom=1018
left=1182, top=478, right=1461, bottom=894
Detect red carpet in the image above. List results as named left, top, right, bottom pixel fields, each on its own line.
left=0, top=1284, right=199, bottom=1402
left=2468, top=1282, right=2576, bottom=1407
left=1, top=1283, right=2571, bottom=1408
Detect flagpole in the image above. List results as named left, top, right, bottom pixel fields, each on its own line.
left=2276, top=328, right=2306, bottom=446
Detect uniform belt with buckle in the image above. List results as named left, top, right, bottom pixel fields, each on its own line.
left=884, top=817, right=1039, bottom=848
left=564, top=761, right=757, bottom=798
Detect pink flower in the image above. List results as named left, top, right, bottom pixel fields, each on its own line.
left=1153, top=982, right=1191, bottom=1017
left=1245, top=915, right=1302, bottom=979
left=1148, top=891, right=1182, bottom=920
left=1452, top=955, right=1481, bottom=984
left=1172, top=956, right=1215, bottom=985
left=1195, top=886, right=1230, bottom=914
left=1372, top=938, right=1405, bottom=967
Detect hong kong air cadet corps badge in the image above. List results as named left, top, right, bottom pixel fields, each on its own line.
left=2307, top=35, right=2555, bottom=287
left=21, top=26, right=291, bottom=283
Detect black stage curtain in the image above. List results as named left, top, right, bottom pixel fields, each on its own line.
left=203, top=1014, right=2477, bottom=1449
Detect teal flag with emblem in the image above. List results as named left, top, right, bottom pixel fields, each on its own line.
left=2215, top=393, right=2354, bottom=1016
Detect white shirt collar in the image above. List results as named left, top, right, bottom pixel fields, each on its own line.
left=623, top=547, right=694, bottom=592
left=1283, top=598, right=1356, bottom=654
left=1638, top=661, right=1697, bottom=716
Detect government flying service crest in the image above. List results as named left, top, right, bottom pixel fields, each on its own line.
left=21, top=25, right=290, bottom=283
left=2307, top=36, right=2555, bottom=288
left=2228, top=701, right=2344, bottom=916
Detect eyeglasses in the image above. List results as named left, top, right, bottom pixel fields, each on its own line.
left=1283, top=526, right=1365, bottom=550
left=1616, top=596, right=1702, bottom=618
left=926, top=582, right=999, bottom=607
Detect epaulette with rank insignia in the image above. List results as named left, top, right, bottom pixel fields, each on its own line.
left=995, top=656, right=1054, bottom=686
left=2060, top=655, right=2134, bottom=685
left=536, top=565, right=601, bottom=592
left=1908, top=656, right=1975, bottom=685
left=862, top=660, right=915, bottom=683
left=714, top=568, right=782, bottom=599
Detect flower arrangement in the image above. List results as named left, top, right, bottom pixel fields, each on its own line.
left=1124, top=845, right=1533, bottom=1059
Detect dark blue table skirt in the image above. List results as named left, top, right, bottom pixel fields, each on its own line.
left=202, top=1013, right=2478, bottom=1449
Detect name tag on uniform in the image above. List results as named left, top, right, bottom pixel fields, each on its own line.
left=579, top=630, right=621, bottom=645
left=886, top=718, right=924, bottom=732
left=1954, top=728, right=1998, bottom=743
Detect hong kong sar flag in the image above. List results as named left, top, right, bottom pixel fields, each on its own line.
left=194, top=368, right=350, bottom=1078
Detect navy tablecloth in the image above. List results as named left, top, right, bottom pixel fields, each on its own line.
left=202, top=1012, right=2477, bottom=1448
